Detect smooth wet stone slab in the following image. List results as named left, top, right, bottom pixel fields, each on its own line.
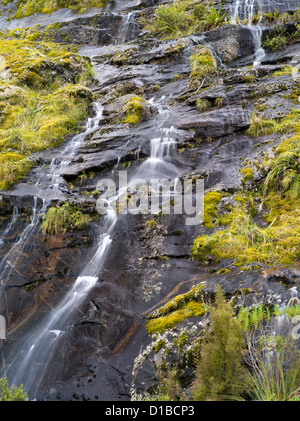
left=176, top=106, right=251, bottom=138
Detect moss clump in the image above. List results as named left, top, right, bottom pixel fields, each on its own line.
left=203, top=191, right=222, bottom=229
left=196, top=98, right=211, bottom=112
left=41, top=203, right=92, bottom=235
left=11, top=0, right=111, bottom=19
left=240, top=167, right=254, bottom=184
left=0, top=37, right=93, bottom=190
left=192, top=193, right=300, bottom=266
left=122, top=95, right=147, bottom=125
left=146, top=284, right=206, bottom=334
left=246, top=114, right=277, bottom=137
left=146, top=301, right=206, bottom=334
left=189, top=47, right=216, bottom=80
left=0, top=152, right=31, bottom=190
left=247, top=109, right=300, bottom=138
left=263, top=150, right=300, bottom=199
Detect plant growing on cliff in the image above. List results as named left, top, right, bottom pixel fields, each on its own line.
left=122, top=95, right=147, bottom=125
left=0, top=38, right=93, bottom=190
left=146, top=284, right=207, bottom=334
left=244, top=322, right=300, bottom=401
left=263, top=151, right=300, bottom=199
left=0, top=378, right=28, bottom=401
left=11, top=0, right=111, bottom=18
left=191, top=285, right=247, bottom=401
left=148, top=1, right=226, bottom=39
left=41, top=203, right=92, bottom=235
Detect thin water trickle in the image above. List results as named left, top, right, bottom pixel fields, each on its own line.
left=4, top=217, right=116, bottom=396
left=230, top=0, right=266, bottom=66
left=0, top=104, right=104, bottom=300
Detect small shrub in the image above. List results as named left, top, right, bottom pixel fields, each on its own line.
left=191, top=285, right=247, bottom=401
left=0, top=378, right=28, bottom=401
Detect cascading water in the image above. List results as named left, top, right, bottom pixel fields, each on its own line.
left=1, top=87, right=182, bottom=398
left=0, top=104, right=104, bottom=316
left=4, top=209, right=117, bottom=397
left=119, top=11, right=139, bottom=43
left=0, top=103, right=105, bottom=393
left=231, top=0, right=266, bottom=66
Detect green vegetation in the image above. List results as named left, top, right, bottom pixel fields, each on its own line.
left=0, top=38, right=93, bottom=190
left=244, top=314, right=300, bottom=401
left=0, top=152, right=32, bottom=190
left=147, top=287, right=300, bottom=402
left=192, top=193, right=300, bottom=266
left=142, top=0, right=226, bottom=39
left=203, top=191, right=222, bottom=229
left=122, top=95, right=148, bottom=125
left=192, top=104, right=300, bottom=267
left=11, top=0, right=111, bottom=18
left=189, top=46, right=216, bottom=80
left=263, top=23, right=300, bottom=51
left=146, top=284, right=207, bottom=334
left=263, top=151, right=300, bottom=199
left=192, top=285, right=247, bottom=400
left=237, top=304, right=271, bottom=331
left=41, top=203, right=92, bottom=235
left=0, top=378, right=28, bottom=401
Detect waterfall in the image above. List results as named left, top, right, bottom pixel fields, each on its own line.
left=0, top=206, right=18, bottom=248
left=230, top=0, right=266, bottom=66
left=4, top=217, right=116, bottom=396
left=0, top=104, right=103, bottom=315
left=0, top=103, right=105, bottom=394
left=1, top=94, right=181, bottom=397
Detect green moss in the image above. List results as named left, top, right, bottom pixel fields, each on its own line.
left=145, top=219, right=157, bottom=229
left=122, top=95, right=147, bottom=125
left=174, top=331, right=188, bottom=351
left=196, top=98, right=211, bottom=112
left=0, top=152, right=32, bottom=190
left=189, top=47, right=215, bottom=80
left=247, top=114, right=277, bottom=137
left=11, top=0, right=111, bottom=19
left=146, top=284, right=206, bottom=334
left=146, top=301, right=206, bottom=334
left=216, top=268, right=231, bottom=274
left=192, top=193, right=300, bottom=266
left=247, top=109, right=300, bottom=138
left=240, top=167, right=254, bottom=184
left=0, top=37, right=93, bottom=190
left=203, top=191, right=222, bottom=229
left=41, top=203, right=92, bottom=235
left=153, top=339, right=166, bottom=353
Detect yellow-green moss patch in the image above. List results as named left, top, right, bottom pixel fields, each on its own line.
left=146, top=284, right=207, bottom=334
left=0, top=37, right=93, bottom=190
left=11, top=0, right=111, bottom=19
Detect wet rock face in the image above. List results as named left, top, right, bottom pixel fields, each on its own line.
left=221, top=0, right=300, bottom=15
left=176, top=105, right=251, bottom=138
left=0, top=0, right=299, bottom=402
left=201, top=25, right=255, bottom=64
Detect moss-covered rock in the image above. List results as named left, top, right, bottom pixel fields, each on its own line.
left=0, top=37, right=93, bottom=190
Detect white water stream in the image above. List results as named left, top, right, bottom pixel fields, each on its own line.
left=230, top=0, right=267, bottom=66
left=0, top=89, right=181, bottom=397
